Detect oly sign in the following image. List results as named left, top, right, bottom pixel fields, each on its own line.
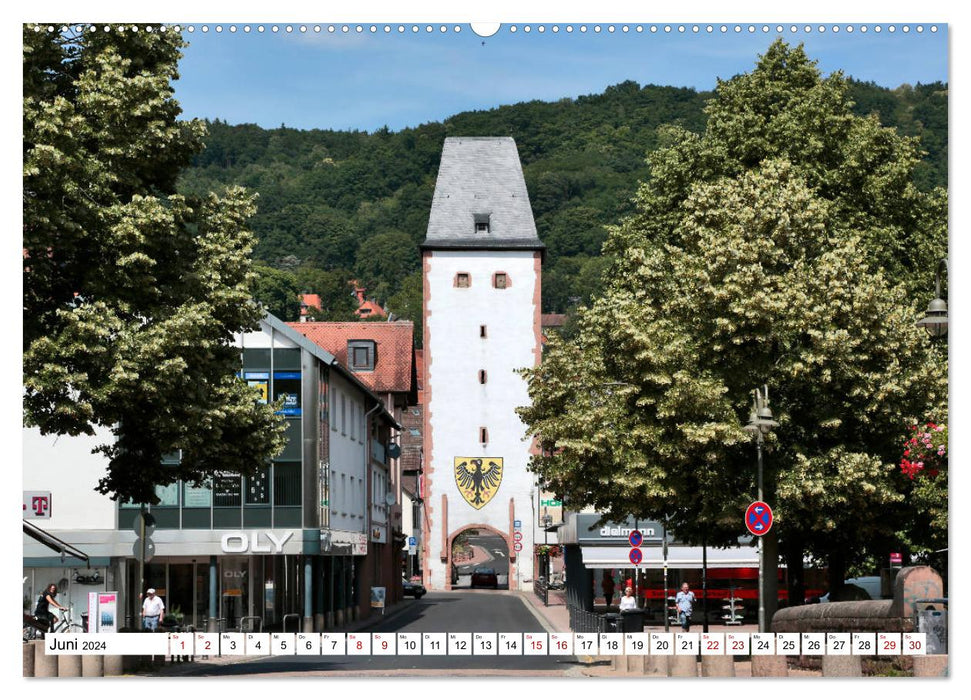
left=221, top=531, right=294, bottom=554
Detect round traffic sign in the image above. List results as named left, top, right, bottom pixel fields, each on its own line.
left=514, top=542, right=523, bottom=552
left=132, top=511, right=156, bottom=537
left=628, top=530, right=643, bottom=547
left=745, top=501, right=773, bottom=536
left=133, top=538, right=156, bottom=563
left=513, top=531, right=523, bottom=541
left=629, top=548, right=643, bottom=565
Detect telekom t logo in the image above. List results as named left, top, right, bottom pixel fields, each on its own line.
left=30, top=495, right=50, bottom=517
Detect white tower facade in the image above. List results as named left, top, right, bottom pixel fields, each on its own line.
left=421, top=137, right=544, bottom=591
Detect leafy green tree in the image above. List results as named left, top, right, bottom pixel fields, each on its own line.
left=294, top=266, right=359, bottom=321
left=518, top=41, right=947, bottom=606
left=386, top=270, right=424, bottom=347
left=251, top=263, right=300, bottom=321
left=23, top=25, right=285, bottom=504
left=353, top=230, right=420, bottom=302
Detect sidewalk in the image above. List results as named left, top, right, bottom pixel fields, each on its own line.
left=151, top=597, right=421, bottom=675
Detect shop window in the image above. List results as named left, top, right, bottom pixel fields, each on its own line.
left=274, top=371, right=301, bottom=416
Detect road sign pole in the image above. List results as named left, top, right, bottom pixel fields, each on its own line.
left=757, top=439, right=765, bottom=634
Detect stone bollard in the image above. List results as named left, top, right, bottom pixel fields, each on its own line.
left=82, top=654, right=104, bottom=677
left=701, top=655, right=735, bottom=677
left=668, top=655, right=698, bottom=677
left=23, top=642, right=36, bottom=677
left=103, top=655, right=124, bottom=677
left=913, top=655, right=948, bottom=677
left=32, top=641, right=57, bottom=677
left=822, top=655, right=862, bottom=677
left=751, top=655, right=788, bottom=677
left=57, top=654, right=82, bottom=677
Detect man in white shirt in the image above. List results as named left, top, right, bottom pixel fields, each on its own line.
left=141, top=588, right=165, bottom=631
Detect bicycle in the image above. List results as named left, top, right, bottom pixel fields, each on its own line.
left=23, top=605, right=83, bottom=641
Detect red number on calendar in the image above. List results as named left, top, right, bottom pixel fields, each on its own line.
left=356, top=640, right=363, bottom=650
left=885, top=640, right=897, bottom=651
left=732, top=641, right=744, bottom=650
left=707, top=641, right=718, bottom=650
left=381, top=640, right=388, bottom=650
left=557, top=641, right=567, bottom=650
left=908, top=640, right=922, bottom=651
left=204, top=641, right=211, bottom=650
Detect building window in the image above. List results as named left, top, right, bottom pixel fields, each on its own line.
left=478, top=370, right=487, bottom=384
left=480, top=325, right=487, bottom=338
left=479, top=427, right=489, bottom=444
left=348, top=340, right=376, bottom=371
left=245, top=467, right=270, bottom=505
left=341, top=393, right=346, bottom=435
left=474, top=213, right=490, bottom=233
left=455, top=272, right=471, bottom=288
left=493, top=272, right=508, bottom=289
left=273, top=463, right=301, bottom=506
left=213, top=472, right=242, bottom=508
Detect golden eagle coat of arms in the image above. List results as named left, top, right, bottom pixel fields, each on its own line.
left=454, top=457, right=503, bottom=509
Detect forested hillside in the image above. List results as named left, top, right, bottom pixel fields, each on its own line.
left=177, top=78, right=947, bottom=340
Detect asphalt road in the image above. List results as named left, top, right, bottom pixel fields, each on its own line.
left=454, top=532, right=510, bottom=587
left=172, top=591, right=578, bottom=676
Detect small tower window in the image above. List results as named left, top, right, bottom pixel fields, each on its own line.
left=478, top=370, right=487, bottom=384
left=480, top=325, right=487, bottom=338
left=455, top=273, right=471, bottom=288
left=479, top=427, right=489, bottom=444
left=494, top=272, right=508, bottom=289
left=474, top=213, right=491, bottom=234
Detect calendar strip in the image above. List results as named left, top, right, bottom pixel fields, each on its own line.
left=40, top=632, right=930, bottom=656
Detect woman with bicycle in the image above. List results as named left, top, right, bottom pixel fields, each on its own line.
left=34, top=583, right=67, bottom=633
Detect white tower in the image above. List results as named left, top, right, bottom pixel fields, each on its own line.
left=421, top=137, right=545, bottom=591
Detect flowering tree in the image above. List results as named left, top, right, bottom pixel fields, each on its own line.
left=519, top=41, right=947, bottom=604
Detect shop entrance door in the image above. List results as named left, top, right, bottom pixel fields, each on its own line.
left=220, top=556, right=249, bottom=630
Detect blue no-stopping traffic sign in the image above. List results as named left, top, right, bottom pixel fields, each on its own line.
left=745, top=501, right=773, bottom=536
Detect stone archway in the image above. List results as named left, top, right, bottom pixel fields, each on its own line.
left=447, top=523, right=511, bottom=590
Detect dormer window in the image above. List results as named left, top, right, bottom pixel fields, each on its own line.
left=348, top=340, right=376, bottom=371
left=474, top=213, right=490, bottom=234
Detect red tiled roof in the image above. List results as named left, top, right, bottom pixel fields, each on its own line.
left=541, top=313, right=567, bottom=327
left=287, top=321, right=415, bottom=395
left=355, top=300, right=387, bottom=318
left=299, top=293, right=322, bottom=310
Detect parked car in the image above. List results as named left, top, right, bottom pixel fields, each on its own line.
left=402, top=578, right=426, bottom=599
left=470, top=567, right=498, bottom=589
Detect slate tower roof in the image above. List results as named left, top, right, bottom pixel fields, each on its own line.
left=422, top=137, right=545, bottom=252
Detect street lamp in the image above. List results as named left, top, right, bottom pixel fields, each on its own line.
left=744, top=385, right=779, bottom=634
left=916, top=258, right=948, bottom=338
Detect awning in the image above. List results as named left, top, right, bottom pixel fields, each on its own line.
left=23, top=520, right=90, bottom=564
left=580, top=545, right=758, bottom=569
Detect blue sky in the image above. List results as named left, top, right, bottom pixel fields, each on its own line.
left=173, top=23, right=949, bottom=132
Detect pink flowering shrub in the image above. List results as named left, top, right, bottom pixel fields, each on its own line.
left=900, top=421, right=947, bottom=480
